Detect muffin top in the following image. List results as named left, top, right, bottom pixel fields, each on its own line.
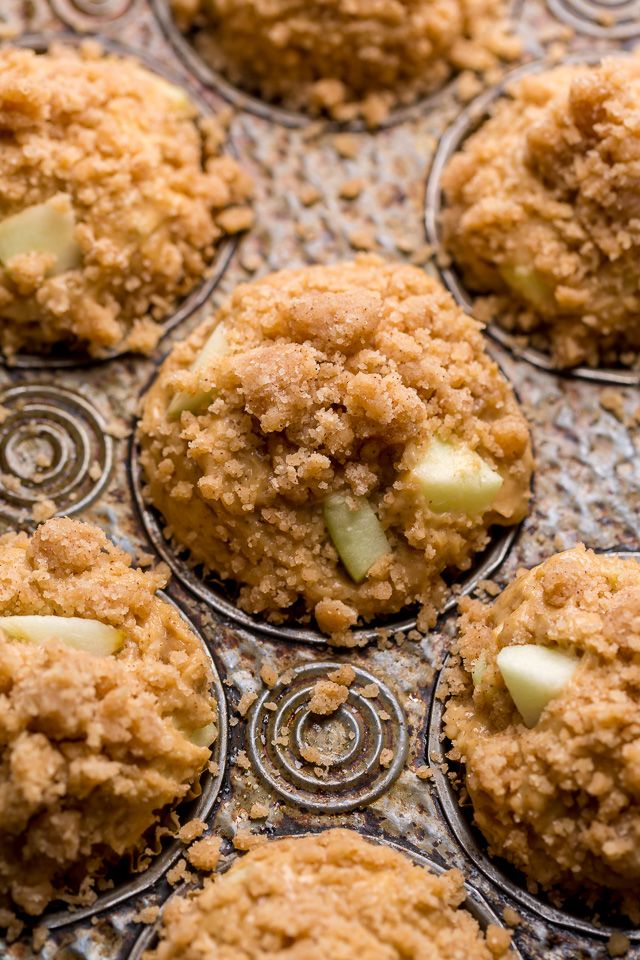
left=170, top=0, right=520, bottom=124
left=146, top=829, right=513, bottom=959
left=442, top=56, right=640, bottom=368
left=0, top=42, right=252, bottom=358
left=444, top=546, right=640, bottom=919
left=138, top=256, right=532, bottom=640
left=0, top=518, right=216, bottom=917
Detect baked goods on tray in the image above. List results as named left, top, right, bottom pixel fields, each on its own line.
left=0, top=518, right=217, bottom=916
left=444, top=545, right=640, bottom=919
left=0, top=42, right=252, bottom=358
left=442, top=56, right=640, bottom=369
left=138, top=255, right=532, bottom=640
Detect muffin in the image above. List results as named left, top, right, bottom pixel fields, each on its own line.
left=146, top=829, right=514, bottom=959
left=138, top=256, right=532, bottom=640
left=0, top=42, right=252, bottom=359
left=0, top=518, right=217, bottom=917
left=443, top=546, right=640, bottom=919
left=442, top=56, right=640, bottom=369
left=169, top=0, right=520, bottom=124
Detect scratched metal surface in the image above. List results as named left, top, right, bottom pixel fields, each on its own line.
left=0, top=0, right=639, bottom=958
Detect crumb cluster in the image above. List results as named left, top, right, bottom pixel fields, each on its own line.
left=146, top=829, right=513, bottom=959
left=0, top=42, right=252, bottom=358
left=138, top=256, right=532, bottom=640
left=442, top=56, right=640, bottom=368
left=444, top=546, right=640, bottom=919
left=0, top=519, right=216, bottom=916
left=170, top=0, right=520, bottom=124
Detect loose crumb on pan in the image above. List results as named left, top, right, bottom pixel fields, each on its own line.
left=169, top=0, right=521, bottom=125
left=0, top=42, right=252, bottom=359
left=144, top=830, right=513, bottom=959
left=186, top=836, right=222, bottom=872
left=444, top=545, right=640, bottom=920
left=308, top=679, right=349, bottom=716
left=442, top=56, right=640, bottom=369
left=0, top=518, right=216, bottom=917
left=138, top=255, right=532, bottom=642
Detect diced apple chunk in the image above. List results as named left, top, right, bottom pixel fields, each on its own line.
left=188, top=722, right=217, bottom=748
left=167, top=324, right=228, bottom=421
left=411, top=438, right=503, bottom=515
left=496, top=644, right=579, bottom=728
left=0, top=200, right=82, bottom=275
left=0, top=615, right=124, bottom=657
left=324, top=494, right=391, bottom=584
left=499, top=263, right=555, bottom=312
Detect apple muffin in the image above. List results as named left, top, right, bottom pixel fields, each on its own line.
left=442, top=56, right=640, bottom=369
left=138, top=256, right=532, bottom=640
left=169, top=0, right=520, bottom=124
left=0, top=518, right=217, bottom=918
left=0, top=42, right=252, bottom=359
left=443, top=546, right=640, bottom=919
left=146, top=829, right=513, bottom=959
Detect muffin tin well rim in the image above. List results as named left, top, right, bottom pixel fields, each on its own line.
left=0, top=31, right=241, bottom=371
left=42, top=591, right=229, bottom=930
left=546, top=0, right=640, bottom=40
left=129, top=430, right=523, bottom=647
left=126, top=828, right=524, bottom=960
left=424, top=49, right=640, bottom=387
left=427, top=547, right=640, bottom=941
left=149, top=0, right=526, bottom=132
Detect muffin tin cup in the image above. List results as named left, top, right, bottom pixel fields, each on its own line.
left=0, top=32, right=240, bottom=371
left=427, top=547, right=640, bottom=942
left=127, top=830, right=523, bottom=960
left=150, top=0, right=526, bottom=131
left=129, top=432, right=522, bottom=647
left=425, top=50, right=640, bottom=387
left=41, top=591, right=228, bottom=930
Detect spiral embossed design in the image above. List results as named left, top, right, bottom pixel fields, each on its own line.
left=547, top=0, right=640, bottom=38
left=247, top=661, right=408, bottom=813
left=0, top=385, right=113, bottom=526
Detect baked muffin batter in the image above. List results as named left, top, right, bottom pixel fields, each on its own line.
left=444, top=546, right=640, bottom=919
left=170, top=0, right=520, bottom=123
left=146, top=829, right=513, bottom=959
left=138, top=256, right=532, bottom=639
left=0, top=42, right=252, bottom=358
left=0, top=518, right=217, bottom=917
left=442, top=57, right=640, bottom=368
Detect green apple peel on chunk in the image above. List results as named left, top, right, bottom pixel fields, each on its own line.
left=496, top=644, right=579, bottom=727
left=0, top=615, right=124, bottom=657
left=411, top=438, right=503, bottom=515
left=168, top=324, right=228, bottom=421
left=323, top=494, right=391, bottom=584
left=0, top=200, right=82, bottom=275
left=499, top=263, right=555, bottom=312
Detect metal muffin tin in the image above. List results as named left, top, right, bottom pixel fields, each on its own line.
left=1, top=0, right=640, bottom=957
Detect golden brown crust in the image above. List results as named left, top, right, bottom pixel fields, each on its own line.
left=444, top=546, right=640, bottom=919
left=146, top=829, right=513, bottom=959
left=170, top=0, right=520, bottom=124
left=0, top=42, right=252, bottom=358
left=138, top=256, right=532, bottom=639
left=0, top=519, right=216, bottom=917
left=442, top=57, right=640, bottom=368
